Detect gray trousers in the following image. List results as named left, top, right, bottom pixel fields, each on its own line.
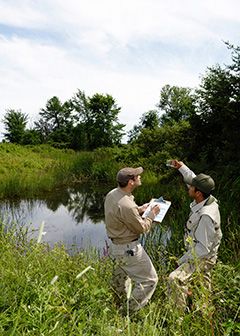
left=168, top=260, right=214, bottom=309
left=109, top=241, right=158, bottom=312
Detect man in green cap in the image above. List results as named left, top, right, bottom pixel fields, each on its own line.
left=168, top=160, right=222, bottom=310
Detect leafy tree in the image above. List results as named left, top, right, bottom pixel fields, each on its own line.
left=158, top=85, right=196, bottom=125
left=35, top=96, right=74, bottom=146
left=189, top=43, right=240, bottom=168
left=89, top=93, right=125, bottom=148
left=70, top=123, right=88, bottom=150
left=70, top=90, right=125, bottom=150
left=2, top=109, right=28, bottom=143
left=21, top=129, right=42, bottom=145
left=141, top=110, right=159, bottom=129
left=134, top=120, right=191, bottom=159
left=128, top=110, right=159, bottom=143
left=128, top=124, right=141, bottom=143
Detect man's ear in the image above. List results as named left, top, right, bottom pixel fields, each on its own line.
left=196, top=189, right=203, bottom=197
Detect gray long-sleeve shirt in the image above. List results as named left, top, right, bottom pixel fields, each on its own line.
left=178, top=164, right=222, bottom=265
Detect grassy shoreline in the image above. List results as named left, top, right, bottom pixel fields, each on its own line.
left=0, top=143, right=122, bottom=198
left=0, top=143, right=239, bottom=334
left=0, top=221, right=239, bottom=335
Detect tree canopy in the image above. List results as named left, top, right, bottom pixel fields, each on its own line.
left=70, top=90, right=125, bottom=150
left=1, top=91, right=125, bottom=150
left=2, top=109, right=28, bottom=144
left=189, top=43, right=240, bottom=168
left=158, top=85, right=196, bottom=125
left=126, top=43, right=240, bottom=174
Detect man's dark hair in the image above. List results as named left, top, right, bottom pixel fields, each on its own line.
left=194, top=187, right=210, bottom=199
left=118, top=181, right=128, bottom=188
left=118, top=175, right=135, bottom=188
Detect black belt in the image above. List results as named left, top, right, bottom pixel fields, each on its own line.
left=110, top=237, right=139, bottom=244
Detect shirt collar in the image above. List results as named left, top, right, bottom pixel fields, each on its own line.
left=190, top=196, right=210, bottom=213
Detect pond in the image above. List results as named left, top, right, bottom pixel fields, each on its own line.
left=0, top=184, right=110, bottom=254
left=0, top=183, right=172, bottom=255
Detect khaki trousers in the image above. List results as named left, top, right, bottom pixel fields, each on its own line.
left=168, top=260, right=214, bottom=310
left=109, top=241, right=158, bottom=312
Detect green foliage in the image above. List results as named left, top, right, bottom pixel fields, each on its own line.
left=0, top=143, right=77, bottom=198
left=0, top=223, right=113, bottom=335
left=126, top=43, right=240, bottom=175
left=2, top=109, right=28, bottom=144
left=128, top=110, right=159, bottom=143
left=133, top=120, right=191, bottom=168
left=70, top=90, right=125, bottom=150
left=216, top=175, right=240, bottom=264
left=158, top=85, right=196, bottom=125
left=212, top=262, right=240, bottom=324
left=0, top=144, right=136, bottom=198
left=21, top=129, right=42, bottom=145
left=2, top=91, right=125, bottom=151
left=69, top=151, right=95, bottom=179
left=34, top=96, right=74, bottom=146
left=0, top=222, right=239, bottom=335
left=103, top=145, right=143, bottom=167
left=189, top=43, right=240, bottom=167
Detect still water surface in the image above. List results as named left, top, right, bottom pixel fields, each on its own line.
left=0, top=184, right=111, bottom=254
left=0, top=183, right=172, bottom=254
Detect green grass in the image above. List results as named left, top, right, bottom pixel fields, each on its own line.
left=0, top=144, right=122, bottom=199
left=0, top=221, right=239, bottom=336
left=0, top=143, right=239, bottom=334
left=0, top=144, right=74, bottom=197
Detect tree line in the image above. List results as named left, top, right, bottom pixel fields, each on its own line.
left=2, top=43, right=240, bottom=173
left=127, top=42, right=240, bottom=174
left=2, top=90, right=125, bottom=150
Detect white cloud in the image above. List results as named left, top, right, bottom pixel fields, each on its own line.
left=0, top=0, right=239, bottom=141
left=0, top=1, right=46, bottom=28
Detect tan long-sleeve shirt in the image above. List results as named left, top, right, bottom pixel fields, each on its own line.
left=104, top=187, right=155, bottom=244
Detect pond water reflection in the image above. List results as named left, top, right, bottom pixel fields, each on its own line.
left=0, top=184, right=111, bottom=254
left=0, top=183, right=172, bottom=255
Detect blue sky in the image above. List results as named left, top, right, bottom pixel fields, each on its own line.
left=0, top=0, right=239, bottom=141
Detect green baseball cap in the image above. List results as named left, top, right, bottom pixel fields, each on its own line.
left=184, top=173, right=215, bottom=194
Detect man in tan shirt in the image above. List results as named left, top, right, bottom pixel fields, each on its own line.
left=104, top=166, right=160, bottom=313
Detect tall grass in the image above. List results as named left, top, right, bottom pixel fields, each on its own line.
left=0, top=220, right=239, bottom=335
left=0, top=143, right=239, bottom=334
left=0, top=144, right=125, bottom=199
left=0, top=144, right=73, bottom=197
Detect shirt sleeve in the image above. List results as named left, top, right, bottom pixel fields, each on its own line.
left=178, top=164, right=196, bottom=187
left=120, top=204, right=154, bottom=234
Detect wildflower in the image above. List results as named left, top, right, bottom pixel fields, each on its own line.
left=126, top=279, right=133, bottom=300
left=50, top=275, right=59, bottom=285
left=37, top=221, right=45, bottom=243
left=76, top=266, right=94, bottom=279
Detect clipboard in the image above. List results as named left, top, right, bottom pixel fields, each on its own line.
left=142, top=196, right=171, bottom=223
